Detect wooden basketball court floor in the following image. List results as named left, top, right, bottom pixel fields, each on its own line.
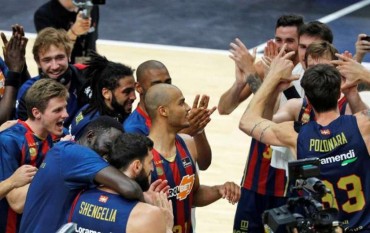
left=13, top=35, right=251, bottom=233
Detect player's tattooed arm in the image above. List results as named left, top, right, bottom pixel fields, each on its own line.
left=245, top=73, right=262, bottom=94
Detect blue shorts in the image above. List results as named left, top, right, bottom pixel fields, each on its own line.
left=233, top=187, right=287, bottom=233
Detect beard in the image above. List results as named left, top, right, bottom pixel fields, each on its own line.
left=110, top=94, right=130, bottom=122
left=134, top=169, right=150, bottom=192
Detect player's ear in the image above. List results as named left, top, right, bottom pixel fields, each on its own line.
left=135, top=82, right=143, bottom=94
left=85, top=130, right=95, bottom=145
left=158, top=105, right=168, bottom=117
left=102, top=87, right=112, bottom=101
left=32, top=107, right=42, bottom=120
left=132, top=159, right=142, bottom=174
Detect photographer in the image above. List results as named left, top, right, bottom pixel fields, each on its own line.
left=34, top=0, right=100, bottom=63
left=239, top=47, right=370, bottom=232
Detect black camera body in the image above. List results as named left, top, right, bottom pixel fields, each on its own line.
left=263, top=158, right=340, bottom=233
left=72, top=0, right=105, bottom=19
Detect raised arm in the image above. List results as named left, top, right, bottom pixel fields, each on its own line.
left=273, top=98, right=303, bottom=123
left=239, top=46, right=298, bottom=152
left=218, top=38, right=259, bottom=115
left=353, top=34, right=370, bottom=63
left=0, top=25, right=28, bottom=124
left=333, top=53, right=370, bottom=88
left=180, top=95, right=216, bottom=170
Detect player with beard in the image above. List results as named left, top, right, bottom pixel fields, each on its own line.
left=19, top=117, right=149, bottom=233
left=70, top=51, right=136, bottom=139
left=0, top=79, right=69, bottom=233
left=69, top=133, right=174, bottom=233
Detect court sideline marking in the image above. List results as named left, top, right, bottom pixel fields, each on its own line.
left=0, top=0, right=369, bottom=55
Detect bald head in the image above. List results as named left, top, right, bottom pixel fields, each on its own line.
left=136, top=60, right=168, bottom=83
left=145, top=83, right=181, bottom=120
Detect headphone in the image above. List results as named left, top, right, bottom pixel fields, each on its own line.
left=40, top=65, right=73, bottom=86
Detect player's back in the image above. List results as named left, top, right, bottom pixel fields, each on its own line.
left=297, top=115, right=370, bottom=231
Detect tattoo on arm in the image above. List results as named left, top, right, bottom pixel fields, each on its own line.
left=246, top=73, right=262, bottom=94
left=259, top=125, right=271, bottom=143
left=250, top=119, right=268, bottom=136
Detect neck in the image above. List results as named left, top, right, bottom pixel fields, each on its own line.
left=149, top=123, right=177, bottom=159
left=98, top=170, right=132, bottom=194
left=25, top=119, right=49, bottom=139
left=138, top=100, right=147, bottom=113
left=314, top=108, right=340, bottom=126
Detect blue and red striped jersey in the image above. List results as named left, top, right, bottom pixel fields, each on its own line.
left=123, top=106, right=151, bottom=136
left=151, top=135, right=196, bottom=233
left=0, top=120, right=54, bottom=233
left=241, top=139, right=287, bottom=197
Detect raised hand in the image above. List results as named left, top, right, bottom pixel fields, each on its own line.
left=1, top=24, right=28, bottom=72
left=332, top=53, right=370, bottom=89
left=71, top=11, right=91, bottom=36
left=354, top=34, right=370, bottom=62
left=144, top=179, right=170, bottom=205
left=153, top=192, right=174, bottom=232
left=264, top=39, right=279, bottom=61
left=229, top=38, right=257, bottom=74
left=181, top=94, right=216, bottom=136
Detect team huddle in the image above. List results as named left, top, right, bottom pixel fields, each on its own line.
left=0, top=1, right=370, bottom=233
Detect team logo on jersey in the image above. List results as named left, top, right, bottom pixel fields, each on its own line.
left=156, top=166, right=164, bottom=176
left=320, top=129, right=331, bottom=135
left=29, top=147, right=37, bottom=158
left=302, top=112, right=311, bottom=124
left=75, top=112, right=84, bottom=125
left=181, top=157, right=192, bottom=168
left=99, top=195, right=109, bottom=203
left=168, top=174, right=195, bottom=200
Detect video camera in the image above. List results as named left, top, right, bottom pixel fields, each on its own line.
left=263, top=158, right=340, bottom=233
left=72, top=0, right=105, bottom=19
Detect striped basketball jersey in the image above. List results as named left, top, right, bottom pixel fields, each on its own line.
left=297, top=115, right=370, bottom=231
left=298, top=96, right=347, bottom=124
left=151, top=135, right=196, bottom=233
left=69, top=188, right=138, bottom=233
left=240, top=139, right=287, bottom=196
left=0, top=120, right=54, bottom=233
left=123, top=106, right=151, bottom=136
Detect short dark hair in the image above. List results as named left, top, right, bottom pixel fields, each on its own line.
left=80, top=115, right=124, bottom=138
left=136, top=60, right=167, bottom=83
left=275, top=14, right=304, bottom=29
left=299, top=21, right=333, bottom=43
left=109, top=133, right=154, bottom=171
left=301, top=64, right=341, bottom=113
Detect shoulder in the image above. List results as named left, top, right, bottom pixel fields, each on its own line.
left=35, top=1, right=51, bottom=14
left=18, top=77, right=39, bottom=98
left=355, top=110, right=370, bottom=128
left=0, top=123, right=26, bottom=140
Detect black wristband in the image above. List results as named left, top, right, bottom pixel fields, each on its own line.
left=283, top=86, right=300, bottom=100
left=5, top=71, right=21, bottom=88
